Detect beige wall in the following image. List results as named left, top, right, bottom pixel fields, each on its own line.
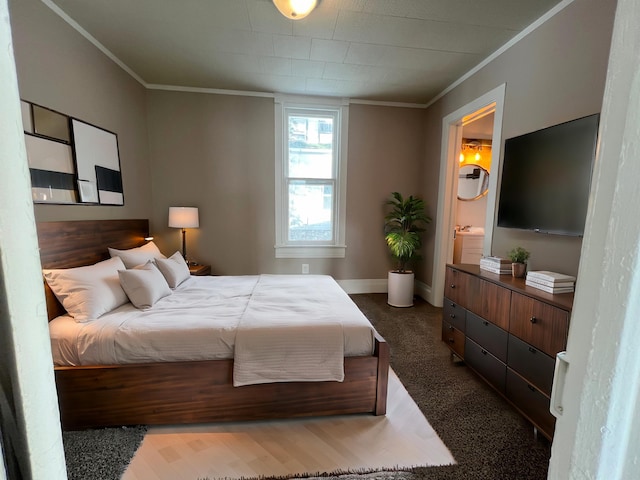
left=420, top=0, right=616, bottom=280
left=423, top=0, right=616, bottom=279
left=9, top=0, right=152, bottom=222
left=147, top=92, right=427, bottom=278
left=9, top=0, right=617, bottom=283
left=345, top=104, right=427, bottom=279
left=9, top=0, right=428, bottom=281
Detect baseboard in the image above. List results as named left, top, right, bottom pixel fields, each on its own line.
left=337, top=278, right=433, bottom=303
left=414, top=280, right=432, bottom=303
left=336, top=279, right=387, bottom=294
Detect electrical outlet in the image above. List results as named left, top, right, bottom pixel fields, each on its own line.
left=302, top=263, right=309, bottom=274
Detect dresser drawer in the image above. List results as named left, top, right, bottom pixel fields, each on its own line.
left=444, top=267, right=471, bottom=306
left=510, top=292, right=569, bottom=357
left=465, top=338, right=506, bottom=393
left=443, top=297, right=466, bottom=332
left=466, top=278, right=511, bottom=331
left=507, top=334, right=555, bottom=395
left=506, top=368, right=555, bottom=438
left=466, top=311, right=508, bottom=362
left=442, top=320, right=465, bottom=358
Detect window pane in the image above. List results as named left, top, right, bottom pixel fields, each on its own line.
left=288, top=115, right=333, bottom=178
left=288, top=181, right=333, bottom=241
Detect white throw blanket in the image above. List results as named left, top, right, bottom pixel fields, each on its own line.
left=233, top=275, right=345, bottom=386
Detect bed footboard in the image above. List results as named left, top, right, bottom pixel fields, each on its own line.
left=55, top=335, right=389, bottom=430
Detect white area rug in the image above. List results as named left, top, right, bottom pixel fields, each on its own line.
left=122, top=369, right=455, bottom=480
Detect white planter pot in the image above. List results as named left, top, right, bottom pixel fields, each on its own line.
left=387, top=271, right=415, bottom=307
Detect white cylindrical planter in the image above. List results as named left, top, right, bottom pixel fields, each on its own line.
left=387, top=271, right=415, bottom=307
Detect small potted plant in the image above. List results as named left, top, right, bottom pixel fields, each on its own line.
left=384, top=192, right=431, bottom=307
left=508, top=246, right=530, bottom=278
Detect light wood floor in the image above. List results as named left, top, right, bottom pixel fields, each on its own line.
left=122, top=370, right=455, bottom=480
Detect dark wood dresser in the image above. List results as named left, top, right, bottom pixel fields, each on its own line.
left=442, top=263, right=573, bottom=440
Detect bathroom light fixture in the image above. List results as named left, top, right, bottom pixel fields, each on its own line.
left=273, top=0, right=317, bottom=20
left=460, top=138, right=492, bottom=165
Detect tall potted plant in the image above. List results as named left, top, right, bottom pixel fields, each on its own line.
left=384, top=192, right=431, bottom=307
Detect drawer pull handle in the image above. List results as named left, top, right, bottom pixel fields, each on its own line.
left=449, top=326, right=454, bottom=331
left=483, top=320, right=489, bottom=326
left=450, top=284, right=456, bottom=289
left=481, top=349, right=488, bottom=355
left=448, top=338, right=455, bottom=344
left=450, top=313, right=456, bottom=318
left=450, top=303, right=455, bottom=307
left=530, top=316, right=537, bottom=324
left=528, top=346, right=537, bottom=354
left=527, top=384, right=536, bottom=392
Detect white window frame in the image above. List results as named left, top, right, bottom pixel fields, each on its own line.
left=274, top=95, right=349, bottom=258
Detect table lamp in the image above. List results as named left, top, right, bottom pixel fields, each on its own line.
left=168, top=206, right=199, bottom=264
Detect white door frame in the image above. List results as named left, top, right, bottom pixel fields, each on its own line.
left=429, top=84, right=506, bottom=307
left=548, top=0, right=640, bottom=476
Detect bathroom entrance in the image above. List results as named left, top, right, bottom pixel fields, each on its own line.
left=453, top=113, right=494, bottom=265
left=430, top=84, right=506, bottom=307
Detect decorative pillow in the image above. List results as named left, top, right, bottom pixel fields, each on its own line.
left=43, top=256, right=129, bottom=322
left=108, top=241, right=166, bottom=268
left=155, top=251, right=191, bottom=288
left=118, top=261, right=172, bottom=310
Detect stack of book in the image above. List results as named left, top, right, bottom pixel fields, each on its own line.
left=526, top=271, right=576, bottom=294
left=479, top=256, right=512, bottom=275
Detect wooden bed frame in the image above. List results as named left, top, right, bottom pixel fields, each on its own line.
left=37, top=219, right=389, bottom=430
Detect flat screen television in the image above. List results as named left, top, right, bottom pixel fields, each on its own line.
left=496, top=113, right=600, bottom=237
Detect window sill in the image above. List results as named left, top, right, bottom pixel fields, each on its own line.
left=275, top=245, right=346, bottom=259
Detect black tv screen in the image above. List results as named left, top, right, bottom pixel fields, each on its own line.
left=497, top=113, right=599, bottom=237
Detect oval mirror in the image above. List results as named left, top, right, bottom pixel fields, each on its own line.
left=458, top=164, right=489, bottom=201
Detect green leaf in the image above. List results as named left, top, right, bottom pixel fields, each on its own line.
left=383, top=192, right=432, bottom=272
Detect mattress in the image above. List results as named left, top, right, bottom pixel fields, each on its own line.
left=49, top=274, right=376, bottom=372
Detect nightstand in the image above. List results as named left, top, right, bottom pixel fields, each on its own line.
left=188, top=264, right=211, bottom=276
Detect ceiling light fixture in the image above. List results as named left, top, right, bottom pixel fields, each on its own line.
left=273, top=0, right=318, bottom=20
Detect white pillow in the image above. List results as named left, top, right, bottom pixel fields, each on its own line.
left=155, top=251, right=191, bottom=288
left=43, top=256, right=129, bottom=322
left=108, top=241, right=166, bottom=268
left=118, top=261, right=171, bottom=309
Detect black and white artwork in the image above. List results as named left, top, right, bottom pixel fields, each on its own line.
left=72, top=118, right=123, bottom=205
left=21, top=100, right=124, bottom=206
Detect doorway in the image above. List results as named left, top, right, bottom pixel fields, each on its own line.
left=454, top=113, right=494, bottom=264
left=429, top=84, right=506, bottom=307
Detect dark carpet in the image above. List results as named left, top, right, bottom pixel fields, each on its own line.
left=349, top=294, right=551, bottom=480
left=63, top=425, right=146, bottom=480
left=62, top=293, right=550, bottom=480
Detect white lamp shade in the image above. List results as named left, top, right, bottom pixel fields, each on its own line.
left=273, top=0, right=317, bottom=19
left=168, top=207, right=199, bottom=228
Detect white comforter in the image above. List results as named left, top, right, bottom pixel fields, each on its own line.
left=49, top=275, right=375, bottom=385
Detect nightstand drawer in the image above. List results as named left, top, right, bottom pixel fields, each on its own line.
left=443, top=297, right=466, bottom=332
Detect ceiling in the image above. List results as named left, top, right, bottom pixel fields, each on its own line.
left=47, top=0, right=565, bottom=105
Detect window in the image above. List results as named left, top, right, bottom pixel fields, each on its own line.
left=275, top=96, right=349, bottom=258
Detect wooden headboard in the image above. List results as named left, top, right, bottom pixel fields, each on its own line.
left=37, top=219, right=149, bottom=321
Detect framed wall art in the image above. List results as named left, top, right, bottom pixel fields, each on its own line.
left=21, top=100, right=124, bottom=206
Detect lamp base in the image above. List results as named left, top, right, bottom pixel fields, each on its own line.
left=181, top=229, right=187, bottom=261
left=180, top=229, right=198, bottom=265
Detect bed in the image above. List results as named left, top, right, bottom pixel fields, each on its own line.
left=38, top=219, right=389, bottom=430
